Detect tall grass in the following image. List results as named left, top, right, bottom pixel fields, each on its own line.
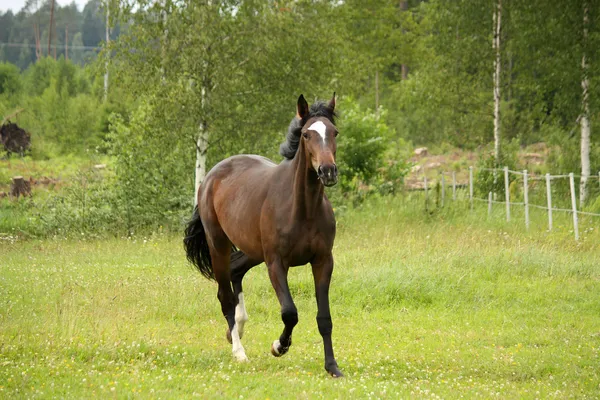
left=1, top=196, right=599, bottom=398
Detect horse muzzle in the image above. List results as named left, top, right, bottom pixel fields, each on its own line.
left=318, top=164, right=338, bottom=187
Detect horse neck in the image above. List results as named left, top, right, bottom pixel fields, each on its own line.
left=289, top=139, right=324, bottom=219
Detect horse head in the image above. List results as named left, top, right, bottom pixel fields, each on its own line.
left=297, top=93, right=338, bottom=187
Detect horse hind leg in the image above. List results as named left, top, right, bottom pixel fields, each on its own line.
left=208, top=235, right=249, bottom=362
left=227, top=250, right=259, bottom=343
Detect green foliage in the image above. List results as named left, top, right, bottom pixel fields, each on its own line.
left=107, top=100, right=193, bottom=232
left=333, top=99, right=410, bottom=202
left=338, top=101, right=389, bottom=189
left=545, top=124, right=600, bottom=208
left=23, top=57, right=58, bottom=96
left=0, top=0, right=120, bottom=70
left=2, top=0, right=600, bottom=236
left=474, top=140, right=519, bottom=198
left=0, top=58, right=105, bottom=157
left=34, top=170, right=122, bottom=236
left=0, top=62, right=21, bottom=96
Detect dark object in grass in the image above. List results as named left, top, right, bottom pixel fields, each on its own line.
left=1, top=122, right=31, bottom=157
left=10, top=176, right=31, bottom=199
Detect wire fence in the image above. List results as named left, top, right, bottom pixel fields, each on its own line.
left=422, top=166, right=600, bottom=241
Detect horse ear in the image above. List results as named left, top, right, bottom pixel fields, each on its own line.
left=297, top=94, right=309, bottom=119
left=328, top=92, right=336, bottom=112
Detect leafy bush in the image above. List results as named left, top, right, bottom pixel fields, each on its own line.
left=0, top=62, right=22, bottom=97
left=34, top=170, right=123, bottom=236
left=107, top=99, right=193, bottom=232
left=335, top=98, right=409, bottom=200
left=475, top=140, right=519, bottom=199
left=544, top=123, right=600, bottom=208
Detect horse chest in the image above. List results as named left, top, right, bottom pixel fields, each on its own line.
left=283, top=223, right=333, bottom=266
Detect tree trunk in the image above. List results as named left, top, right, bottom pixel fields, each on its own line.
left=65, top=24, right=68, bottom=61
left=10, top=176, right=31, bottom=199
left=493, top=0, right=502, bottom=163
left=194, top=123, right=208, bottom=207
left=33, top=23, right=41, bottom=60
left=400, top=0, right=409, bottom=80
left=48, top=0, right=55, bottom=57
left=104, top=1, right=110, bottom=103
left=194, top=86, right=208, bottom=206
left=580, top=2, right=590, bottom=206
left=375, top=70, right=379, bottom=110
left=160, top=0, right=168, bottom=83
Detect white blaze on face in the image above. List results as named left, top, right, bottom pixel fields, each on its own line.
left=308, top=120, right=327, bottom=143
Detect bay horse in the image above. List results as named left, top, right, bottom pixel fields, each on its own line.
left=184, top=93, right=343, bottom=377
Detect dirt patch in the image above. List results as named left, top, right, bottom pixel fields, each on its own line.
left=404, top=144, right=551, bottom=190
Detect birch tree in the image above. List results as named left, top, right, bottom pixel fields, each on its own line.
left=579, top=1, right=590, bottom=206
left=492, top=0, right=501, bottom=162
left=111, top=0, right=349, bottom=209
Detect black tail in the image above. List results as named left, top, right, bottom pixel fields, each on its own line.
left=184, top=206, right=215, bottom=280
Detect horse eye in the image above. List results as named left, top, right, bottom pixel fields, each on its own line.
left=302, top=132, right=310, bottom=139
left=334, top=131, right=339, bottom=137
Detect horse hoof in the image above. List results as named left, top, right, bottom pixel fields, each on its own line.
left=271, top=339, right=291, bottom=357
left=326, top=364, right=344, bottom=378
left=271, top=340, right=282, bottom=357
left=226, top=329, right=232, bottom=344
left=233, top=351, right=249, bottom=362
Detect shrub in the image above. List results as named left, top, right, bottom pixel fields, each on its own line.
left=107, top=100, right=193, bottom=232
left=475, top=140, right=519, bottom=199
left=0, top=62, right=22, bottom=97
left=334, top=98, right=410, bottom=201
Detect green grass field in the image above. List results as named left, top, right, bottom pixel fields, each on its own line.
left=1, top=196, right=599, bottom=398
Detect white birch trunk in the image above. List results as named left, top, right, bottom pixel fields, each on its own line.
left=160, top=0, right=168, bottom=83
left=194, top=124, right=208, bottom=207
left=580, top=2, right=590, bottom=206
left=492, top=0, right=502, bottom=162
left=103, top=1, right=109, bottom=103
left=194, top=86, right=208, bottom=206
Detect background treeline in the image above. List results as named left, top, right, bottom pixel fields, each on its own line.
left=0, top=0, right=120, bottom=68
left=1, top=0, right=599, bottom=237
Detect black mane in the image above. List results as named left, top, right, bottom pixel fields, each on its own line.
left=279, top=101, right=337, bottom=160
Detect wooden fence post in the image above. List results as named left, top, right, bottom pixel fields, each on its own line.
left=452, top=171, right=457, bottom=201
left=504, top=166, right=510, bottom=222
left=569, top=172, right=579, bottom=241
left=546, top=173, right=553, bottom=231
left=469, top=166, right=473, bottom=210
left=441, top=173, right=446, bottom=207
left=523, top=170, right=529, bottom=230
left=424, top=174, right=428, bottom=210
left=488, top=192, right=492, bottom=217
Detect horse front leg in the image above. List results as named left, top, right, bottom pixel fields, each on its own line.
left=266, top=257, right=297, bottom=357
left=311, top=253, right=343, bottom=377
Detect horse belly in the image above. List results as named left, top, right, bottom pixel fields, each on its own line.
left=222, top=214, right=265, bottom=261
left=211, top=160, right=273, bottom=261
